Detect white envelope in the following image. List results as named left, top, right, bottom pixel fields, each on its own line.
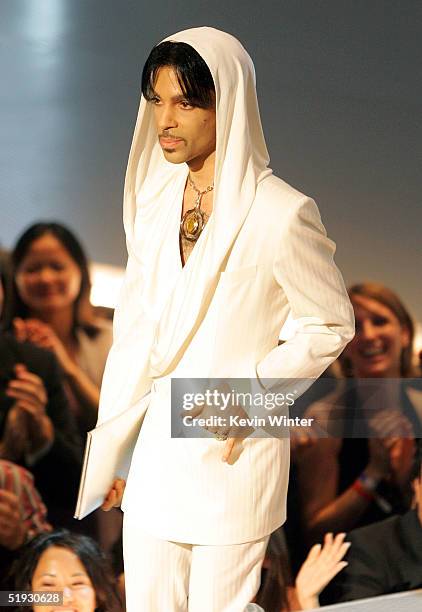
left=74, top=392, right=151, bottom=519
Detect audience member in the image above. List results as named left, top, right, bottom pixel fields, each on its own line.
left=253, top=529, right=349, bottom=611
left=2, top=222, right=113, bottom=437
left=297, top=282, right=420, bottom=541
left=2, top=224, right=120, bottom=549
left=12, top=529, right=122, bottom=611
left=322, top=438, right=422, bottom=603
left=0, top=263, right=83, bottom=528
left=0, top=460, right=51, bottom=586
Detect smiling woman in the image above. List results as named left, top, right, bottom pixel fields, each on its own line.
left=2, top=223, right=113, bottom=438
left=12, top=529, right=122, bottom=612
left=296, top=282, right=421, bottom=547
left=340, top=282, right=415, bottom=378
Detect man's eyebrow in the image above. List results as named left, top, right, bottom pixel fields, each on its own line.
left=150, top=93, right=190, bottom=102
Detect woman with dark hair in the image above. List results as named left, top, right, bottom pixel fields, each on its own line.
left=297, top=282, right=421, bottom=542
left=2, top=224, right=121, bottom=550
left=12, top=529, right=122, bottom=612
left=1, top=257, right=83, bottom=532
left=2, top=222, right=113, bottom=436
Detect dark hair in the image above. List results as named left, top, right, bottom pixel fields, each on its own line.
left=12, top=529, right=122, bottom=612
left=340, top=282, right=415, bottom=377
left=2, top=222, right=98, bottom=337
left=255, top=528, right=291, bottom=612
left=141, top=41, right=215, bottom=109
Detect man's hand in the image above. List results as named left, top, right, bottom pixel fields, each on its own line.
left=5, top=364, right=54, bottom=455
left=186, top=383, right=254, bottom=462
left=102, top=478, right=126, bottom=511
left=0, top=489, right=27, bottom=550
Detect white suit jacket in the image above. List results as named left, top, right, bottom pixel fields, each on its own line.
left=96, top=27, right=355, bottom=545
left=116, top=174, right=355, bottom=545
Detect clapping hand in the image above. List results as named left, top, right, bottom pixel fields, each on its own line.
left=13, top=317, right=76, bottom=376
left=368, top=409, right=415, bottom=486
left=4, top=364, right=54, bottom=456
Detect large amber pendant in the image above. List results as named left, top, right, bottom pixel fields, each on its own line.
left=180, top=208, right=205, bottom=242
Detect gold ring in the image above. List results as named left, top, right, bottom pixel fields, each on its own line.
left=215, top=432, right=228, bottom=442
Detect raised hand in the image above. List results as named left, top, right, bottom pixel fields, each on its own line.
left=367, top=408, right=415, bottom=486
left=295, top=532, right=350, bottom=610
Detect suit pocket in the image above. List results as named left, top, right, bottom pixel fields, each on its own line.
left=220, top=264, right=258, bottom=285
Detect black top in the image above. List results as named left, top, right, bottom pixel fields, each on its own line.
left=322, top=509, right=422, bottom=604
left=0, top=333, right=83, bottom=525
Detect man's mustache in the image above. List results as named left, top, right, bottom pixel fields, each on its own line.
left=159, top=132, right=186, bottom=142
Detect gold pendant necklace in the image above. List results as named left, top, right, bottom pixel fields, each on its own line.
left=180, top=175, right=214, bottom=242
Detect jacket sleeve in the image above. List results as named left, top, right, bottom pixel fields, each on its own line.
left=256, top=197, right=354, bottom=392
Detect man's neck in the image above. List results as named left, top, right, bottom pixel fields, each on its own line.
left=187, top=150, right=215, bottom=190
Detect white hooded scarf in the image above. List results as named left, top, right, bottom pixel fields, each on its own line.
left=98, top=27, right=272, bottom=423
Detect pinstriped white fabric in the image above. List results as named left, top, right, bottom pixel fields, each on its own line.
left=122, top=377, right=290, bottom=545
left=123, top=515, right=269, bottom=612
left=121, top=175, right=352, bottom=547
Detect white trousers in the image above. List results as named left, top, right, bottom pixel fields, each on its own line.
left=123, top=514, right=269, bottom=612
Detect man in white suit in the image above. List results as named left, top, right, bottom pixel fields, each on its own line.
left=100, top=27, right=355, bottom=611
